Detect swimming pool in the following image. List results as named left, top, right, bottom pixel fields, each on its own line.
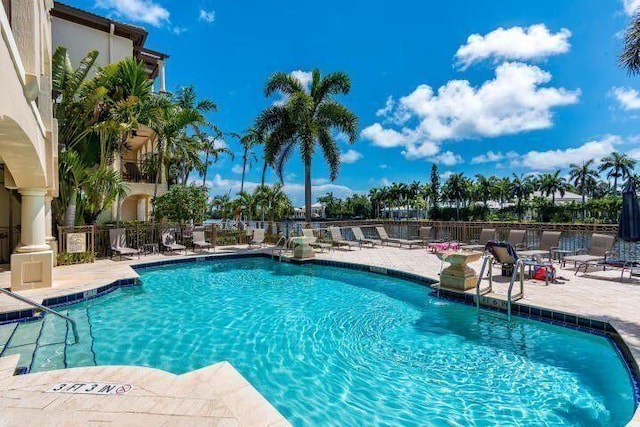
left=28, top=258, right=637, bottom=425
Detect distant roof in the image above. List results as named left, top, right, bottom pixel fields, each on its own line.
left=532, top=190, right=583, bottom=200
left=52, top=2, right=148, bottom=48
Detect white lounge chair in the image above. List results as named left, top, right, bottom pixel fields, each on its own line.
left=461, top=228, right=496, bottom=251
left=162, top=230, right=187, bottom=254
left=109, top=228, right=140, bottom=260
left=564, top=233, right=616, bottom=274
left=351, top=227, right=377, bottom=247
left=248, top=228, right=265, bottom=248
left=328, top=227, right=360, bottom=250
left=374, top=226, right=421, bottom=248
left=302, top=229, right=332, bottom=252
left=192, top=228, right=213, bottom=253
left=519, top=231, right=561, bottom=260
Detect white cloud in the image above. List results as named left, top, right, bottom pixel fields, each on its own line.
left=623, top=0, right=640, bottom=16
left=339, top=149, right=363, bottom=163
left=471, top=150, right=518, bottom=164
left=362, top=62, right=579, bottom=160
left=290, top=70, right=313, bottom=91
left=199, top=9, right=215, bottom=23
left=440, top=171, right=455, bottom=180
left=428, top=151, right=463, bottom=166
left=517, top=135, right=621, bottom=170
left=311, top=178, right=329, bottom=185
left=611, top=87, right=640, bottom=110
left=455, top=24, right=571, bottom=69
left=379, top=164, right=388, bottom=169
left=206, top=174, right=358, bottom=206
left=96, top=0, right=169, bottom=27
left=172, top=27, right=187, bottom=35
left=231, top=164, right=243, bottom=174
left=210, top=138, right=228, bottom=150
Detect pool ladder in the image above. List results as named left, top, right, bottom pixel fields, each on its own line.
left=271, top=236, right=291, bottom=262
left=475, top=256, right=524, bottom=321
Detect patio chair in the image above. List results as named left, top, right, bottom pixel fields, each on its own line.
left=328, top=227, right=361, bottom=250
left=563, top=233, right=616, bottom=274
left=506, top=229, right=527, bottom=251
left=351, top=227, right=377, bottom=247
left=412, top=226, right=440, bottom=245
left=192, top=228, right=213, bottom=253
left=518, top=231, right=561, bottom=260
left=461, top=228, right=496, bottom=251
left=302, top=229, right=332, bottom=252
left=109, top=228, right=140, bottom=260
left=248, top=228, right=266, bottom=248
left=374, top=226, right=422, bottom=248
left=162, top=230, right=187, bottom=254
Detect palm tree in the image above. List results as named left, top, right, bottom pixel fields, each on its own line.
left=620, top=11, right=640, bottom=74
left=569, top=160, right=598, bottom=217
left=443, top=173, right=466, bottom=220
left=236, top=128, right=262, bottom=194
left=254, top=184, right=293, bottom=224
left=537, top=171, right=566, bottom=204
left=511, top=173, right=533, bottom=220
left=494, top=177, right=512, bottom=209
left=257, top=69, right=358, bottom=222
left=198, top=130, right=233, bottom=187
left=599, top=152, right=637, bottom=194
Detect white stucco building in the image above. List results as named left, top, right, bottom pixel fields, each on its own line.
left=1, top=0, right=58, bottom=288
left=50, top=2, right=169, bottom=222
left=293, top=203, right=326, bottom=220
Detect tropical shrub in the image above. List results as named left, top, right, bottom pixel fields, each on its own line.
left=152, top=184, right=208, bottom=224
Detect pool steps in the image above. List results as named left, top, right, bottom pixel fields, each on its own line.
left=0, top=309, right=96, bottom=374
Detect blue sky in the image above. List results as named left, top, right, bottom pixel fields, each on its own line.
left=68, top=0, right=640, bottom=205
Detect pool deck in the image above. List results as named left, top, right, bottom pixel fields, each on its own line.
left=0, top=244, right=639, bottom=425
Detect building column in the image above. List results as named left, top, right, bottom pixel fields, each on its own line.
left=158, top=60, right=166, bottom=92
left=16, top=188, right=49, bottom=252
left=45, top=194, right=57, bottom=266
left=137, top=197, right=147, bottom=221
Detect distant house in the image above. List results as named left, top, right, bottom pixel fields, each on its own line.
left=293, top=203, right=326, bottom=220
left=530, top=191, right=585, bottom=205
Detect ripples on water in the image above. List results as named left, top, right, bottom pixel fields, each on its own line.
left=68, top=258, right=634, bottom=426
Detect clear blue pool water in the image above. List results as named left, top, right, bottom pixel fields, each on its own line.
left=61, top=258, right=634, bottom=426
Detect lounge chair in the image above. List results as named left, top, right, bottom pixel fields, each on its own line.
left=351, top=227, right=377, bottom=247
left=461, top=228, right=496, bottom=251
left=192, top=228, right=213, bottom=253
left=248, top=228, right=266, bottom=248
left=328, top=227, right=361, bottom=250
left=374, top=226, right=422, bottom=248
left=302, top=229, right=332, bottom=252
left=109, top=228, right=140, bottom=260
left=412, top=226, right=440, bottom=245
left=162, top=230, right=187, bottom=254
left=518, top=231, right=561, bottom=260
left=506, top=229, right=527, bottom=251
left=563, top=233, right=616, bottom=274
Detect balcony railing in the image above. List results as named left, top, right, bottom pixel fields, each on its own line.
left=122, top=160, right=154, bottom=183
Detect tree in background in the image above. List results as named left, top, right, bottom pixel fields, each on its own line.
left=153, top=184, right=208, bottom=224
left=429, top=164, right=440, bottom=213
left=254, top=184, right=293, bottom=224
left=599, top=152, right=637, bottom=194
left=569, top=160, right=599, bottom=218
left=258, top=69, right=358, bottom=222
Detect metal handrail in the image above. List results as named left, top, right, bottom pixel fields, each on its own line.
left=271, top=236, right=289, bottom=261
left=0, top=288, right=79, bottom=344
left=475, top=255, right=493, bottom=309
left=507, top=259, right=525, bottom=321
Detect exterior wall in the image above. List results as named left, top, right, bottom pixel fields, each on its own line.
left=51, top=16, right=133, bottom=70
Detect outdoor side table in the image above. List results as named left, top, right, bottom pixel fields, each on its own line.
left=143, top=243, right=159, bottom=256
left=521, top=259, right=553, bottom=286
left=550, top=249, right=575, bottom=267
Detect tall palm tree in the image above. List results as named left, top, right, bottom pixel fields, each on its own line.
left=257, top=69, right=358, bottom=222
left=511, top=173, right=533, bottom=220
left=236, top=128, right=262, bottom=194
left=599, top=152, right=637, bottom=193
left=536, top=171, right=566, bottom=204
left=198, top=130, right=233, bottom=187
left=569, top=160, right=598, bottom=216
left=443, top=173, right=467, bottom=220
left=620, top=11, right=640, bottom=75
